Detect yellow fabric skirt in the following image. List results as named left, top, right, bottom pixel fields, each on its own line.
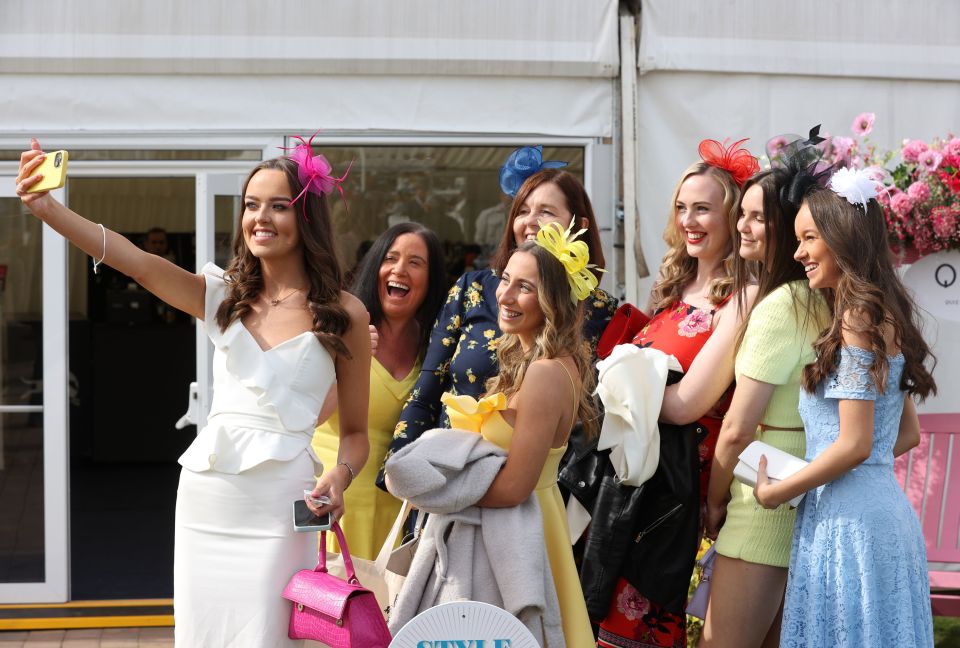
left=715, top=428, right=806, bottom=568
left=311, top=358, right=417, bottom=560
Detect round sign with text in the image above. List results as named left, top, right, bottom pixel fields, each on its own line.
left=390, top=601, right=540, bottom=648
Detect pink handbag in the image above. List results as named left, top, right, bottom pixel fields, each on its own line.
left=281, top=521, right=392, bottom=647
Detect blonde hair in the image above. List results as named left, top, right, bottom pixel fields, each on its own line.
left=651, top=162, right=741, bottom=311
left=485, top=242, right=598, bottom=439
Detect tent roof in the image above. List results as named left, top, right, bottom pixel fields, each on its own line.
left=0, top=0, right=619, bottom=77
left=638, top=0, right=960, bottom=81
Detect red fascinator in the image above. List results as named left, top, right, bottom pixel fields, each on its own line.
left=698, top=138, right=760, bottom=187
left=281, top=130, right=352, bottom=219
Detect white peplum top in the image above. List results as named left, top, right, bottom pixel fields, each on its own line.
left=178, top=263, right=336, bottom=474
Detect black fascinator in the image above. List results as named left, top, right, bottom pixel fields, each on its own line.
left=767, top=125, right=836, bottom=212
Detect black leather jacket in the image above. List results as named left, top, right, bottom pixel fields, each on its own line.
left=559, top=390, right=705, bottom=619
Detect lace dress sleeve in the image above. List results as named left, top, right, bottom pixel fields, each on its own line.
left=823, top=346, right=878, bottom=401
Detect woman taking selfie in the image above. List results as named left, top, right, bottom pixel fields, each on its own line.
left=16, top=136, right=371, bottom=647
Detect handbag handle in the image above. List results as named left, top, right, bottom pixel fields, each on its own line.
left=317, top=521, right=359, bottom=584
left=373, top=500, right=427, bottom=571
left=374, top=500, right=411, bottom=571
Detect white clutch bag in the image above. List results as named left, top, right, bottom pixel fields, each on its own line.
left=734, top=440, right=809, bottom=508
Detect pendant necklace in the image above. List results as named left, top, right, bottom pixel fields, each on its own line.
left=267, top=288, right=302, bottom=306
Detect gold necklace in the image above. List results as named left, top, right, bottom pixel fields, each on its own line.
left=266, top=288, right=303, bottom=306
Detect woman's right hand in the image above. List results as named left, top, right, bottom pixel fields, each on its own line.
left=705, top=499, right=727, bottom=540
left=15, top=139, right=54, bottom=210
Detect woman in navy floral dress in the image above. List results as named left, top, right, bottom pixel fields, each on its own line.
left=377, top=149, right=616, bottom=485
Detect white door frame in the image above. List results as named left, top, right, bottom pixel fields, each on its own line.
left=0, top=182, right=69, bottom=603
left=193, top=173, right=245, bottom=430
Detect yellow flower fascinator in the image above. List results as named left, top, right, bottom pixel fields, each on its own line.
left=441, top=391, right=506, bottom=433
left=536, top=220, right=604, bottom=303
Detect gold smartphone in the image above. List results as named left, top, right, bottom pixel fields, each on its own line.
left=27, top=150, right=69, bottom=193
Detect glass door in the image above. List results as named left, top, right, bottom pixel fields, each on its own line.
left=0, top=182, right=69, bottom=602
left=191, top=174, right=243, bottom=430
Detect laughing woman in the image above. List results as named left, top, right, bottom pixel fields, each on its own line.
left=378, top=146, right=616, bottom=485
left=594, top=139, right=758, bottom=648
left=313, top=222, right=445, bottom=559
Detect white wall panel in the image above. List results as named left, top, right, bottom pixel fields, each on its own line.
left=639, top=0, right=960, bottom=81
left=0, top=74, right=615, bottom=138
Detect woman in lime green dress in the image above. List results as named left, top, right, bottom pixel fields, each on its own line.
left=313, top=222, right=446, bottom=560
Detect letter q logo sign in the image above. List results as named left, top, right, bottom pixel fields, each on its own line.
left=903, top=251, right=960, bottom=323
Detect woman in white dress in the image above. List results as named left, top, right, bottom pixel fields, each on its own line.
left=16, top=138, right=371, bottom=647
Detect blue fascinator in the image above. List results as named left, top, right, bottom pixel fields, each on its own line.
left=498, top=145, right=567, bottom=197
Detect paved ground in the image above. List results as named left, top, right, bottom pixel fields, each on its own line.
left=0, top=628, right=173, bottom=647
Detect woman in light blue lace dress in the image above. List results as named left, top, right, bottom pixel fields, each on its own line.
left=752, top=177, right=937, bottom=647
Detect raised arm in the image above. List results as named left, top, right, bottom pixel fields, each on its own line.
left=659, top=285, right=756, bottom=425
left=705, top=376, right=775, bottom=537
left=310, top=293, right=372, bottom=521
left=703, top=285, right=799, bottom=537
left=477, top=360, right=566, bottom=508
left=17, top=139, right=205, bottom=319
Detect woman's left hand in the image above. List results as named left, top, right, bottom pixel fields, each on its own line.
left=753, top=455, right=784, bottom=509
left=308, top=465, right=351, bottom=523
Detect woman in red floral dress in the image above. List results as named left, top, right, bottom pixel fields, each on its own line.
left=597, top=140, right=759, bottom=648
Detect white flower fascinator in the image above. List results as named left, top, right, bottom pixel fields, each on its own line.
left=829, top=167, right=878, bottom=210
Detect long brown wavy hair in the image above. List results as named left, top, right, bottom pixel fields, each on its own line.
left=485, top=241, right=599, bottom=439
left=651, top=162, right=741, bottom=311
left=491, top=169, right=606, bottom=277
left=215, top=157, right=352, bottom=357
left=800, top=188, right=936, bottom=399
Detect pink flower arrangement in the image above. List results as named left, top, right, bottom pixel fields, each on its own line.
left=932, top=207, right=958, bottom=239
left=945, top=138, right=960, bottom=158
left=918, top=150, right=943, bottom=173
left=907, top=181, right=931, bottom=203
left=891, top=193, right=915, bottom=216
left=902, top=139, right=929, bottom=164
left=852, top=112, right=875, bottom=136
left=814, top=115, right=960, bottom=256
left=831, top=136, right=855, bottom=160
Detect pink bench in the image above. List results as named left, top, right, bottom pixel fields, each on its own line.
left=894, top=414, right=960, bottom=616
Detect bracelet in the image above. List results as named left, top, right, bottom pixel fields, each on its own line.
left=337, top=460, right=356, bottom=485
left=92, top=223, right=106, bottom=275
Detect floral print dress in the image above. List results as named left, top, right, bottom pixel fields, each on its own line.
left=376, top=268, right=617, bottom=487
left=598, top=297, right=731, bottom=648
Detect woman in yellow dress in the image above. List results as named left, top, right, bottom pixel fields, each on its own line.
left=447, top=223, right=599, bottom=644
left=313, top=222, right=446, bottom=560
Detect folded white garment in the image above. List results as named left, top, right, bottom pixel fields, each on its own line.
left=594, top=344, right=682, bottom=488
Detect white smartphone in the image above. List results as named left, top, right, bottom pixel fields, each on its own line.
left=293, top=499, right=332, bottom=532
